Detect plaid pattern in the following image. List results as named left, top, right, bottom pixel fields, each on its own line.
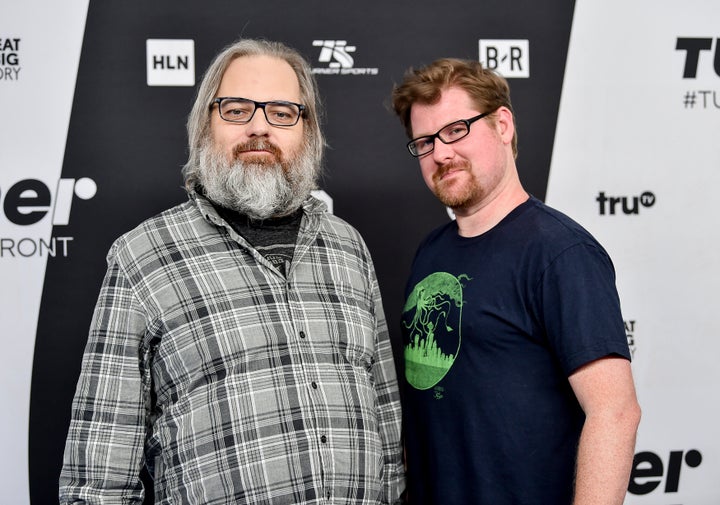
left=59, top=193, right=405, bottom=504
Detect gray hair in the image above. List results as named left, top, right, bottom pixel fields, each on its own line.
left=182, top=39, right=324, bottom=189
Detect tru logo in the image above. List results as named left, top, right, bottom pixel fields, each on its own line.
left=596, top=191, right=656, bottom=215
left=313, top=40, right=356, bottom=68
left=675, top=37, right=720, bottom=78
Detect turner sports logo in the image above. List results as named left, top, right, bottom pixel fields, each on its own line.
left=311, top=40, right=379, bottom=76
left=675, top=37, right=719, bottom=111
left=0, top=37, right=21, bottom=81
left=0, top=177, right=96, bottom=258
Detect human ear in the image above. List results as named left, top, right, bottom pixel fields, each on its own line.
left=495, top=106, right=515, bottom=144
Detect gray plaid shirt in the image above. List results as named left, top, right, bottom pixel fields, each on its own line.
left=59, top=193, right=405, bottom=504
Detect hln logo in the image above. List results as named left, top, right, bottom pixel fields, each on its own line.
left=146, top=39, right=195, bottom=87
left=479, top=39, right=529, bottom=78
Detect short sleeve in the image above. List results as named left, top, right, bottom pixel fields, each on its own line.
left=538, top=243, right=631, bottom=375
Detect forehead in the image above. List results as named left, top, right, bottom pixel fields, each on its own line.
left=410, top=86, right=479, bottom=136
left=217, top=55, right=301, bottom=102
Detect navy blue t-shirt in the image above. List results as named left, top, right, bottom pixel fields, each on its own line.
left=401, top=197, right=631, bottom=505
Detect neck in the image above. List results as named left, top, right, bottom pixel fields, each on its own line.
left=453, top=179, right=528, bottom=237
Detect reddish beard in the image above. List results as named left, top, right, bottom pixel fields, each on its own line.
left=431, top=160, right=478, bottom=208
left=231, top=139, right=285, bottom=167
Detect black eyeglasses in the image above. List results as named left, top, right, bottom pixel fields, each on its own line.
left=211, top=97, right=306, bottom=126
left=406, top=112, right=491, bottom=157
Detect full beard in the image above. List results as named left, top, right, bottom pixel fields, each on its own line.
left=197, top=137, right=318, bottom=220
left=431, top=160, right=483, bottom=209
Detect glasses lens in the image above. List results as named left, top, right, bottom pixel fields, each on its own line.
left=265, top=102, right=301, bottom=126
left=438, top=121, right=470, bottom=143
left=219, top=99, right=255, bottom=123
left=408, top=137, right=435, bottom=157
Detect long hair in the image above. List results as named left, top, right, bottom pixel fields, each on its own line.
left=182, top=39, right=324, bottom=188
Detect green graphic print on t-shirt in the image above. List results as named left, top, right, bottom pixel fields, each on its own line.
left=402, top=272, right=470, bottom=390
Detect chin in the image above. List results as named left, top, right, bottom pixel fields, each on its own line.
left=435, top=189, right=467, bottom=208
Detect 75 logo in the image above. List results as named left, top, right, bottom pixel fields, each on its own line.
left=312, top=40, right=356, bottom=68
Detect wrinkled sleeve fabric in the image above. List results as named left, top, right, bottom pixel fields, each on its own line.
left=368, top=267, right=406, bottom=504
left=539, top=242, right=630, bottom=376
left=59, top=242, right=149, bottom=504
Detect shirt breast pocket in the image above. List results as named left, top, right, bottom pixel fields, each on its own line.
left=326, top=283, right=377, bottom=371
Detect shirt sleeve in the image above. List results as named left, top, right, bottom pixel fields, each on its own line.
left=539, top=242, right=631, bottom=376
left=368, top=267, right=406, bottom=504
left=59, top=245, right=149, bottom=504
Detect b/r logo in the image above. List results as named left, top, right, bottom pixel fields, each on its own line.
left=313, top=40, right=356, bottom=68
left=479, top=39, right=529, bottom=78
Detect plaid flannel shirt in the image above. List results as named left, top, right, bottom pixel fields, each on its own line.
left=59, top=193, right=405, bottom=504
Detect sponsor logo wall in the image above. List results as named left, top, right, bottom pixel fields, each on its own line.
left=0, top=0, right=716, bottom=503
left=547, top=1, right=720, bottom=503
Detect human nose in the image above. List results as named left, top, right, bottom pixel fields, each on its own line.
left=431, top=137, right=454, bottom=164
left=244, top=107, right=270, bottom=136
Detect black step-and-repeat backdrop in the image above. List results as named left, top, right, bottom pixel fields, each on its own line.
left=1, top=1, right=718, bottom=503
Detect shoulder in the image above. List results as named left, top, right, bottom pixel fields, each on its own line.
left=516, top=197, right=608, bottom=257
left=108, top=199, right=204, bottom=264
left=320, top=212, right=365, bottom=241
left=522, top=197, right=594, bottom=238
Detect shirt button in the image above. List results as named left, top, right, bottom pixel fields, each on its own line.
left=320, top=435, right=327, bottom=443
left=311, top=381, right=318, bottom=389
left=299, top=331, right=306, bottom=339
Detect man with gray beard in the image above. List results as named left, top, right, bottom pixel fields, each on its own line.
left=194, top=108, right=318, bottom=224
left=60, top=38, right=405, bottom=505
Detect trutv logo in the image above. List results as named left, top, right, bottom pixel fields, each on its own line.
left=596, top=191, right=656, bottom=215
left=0, top=177, right=96, bottom=258
left=629, top=449, right=702, bottom=496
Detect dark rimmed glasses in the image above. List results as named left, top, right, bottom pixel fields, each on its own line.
left=211, top=97, right=306, bottom=126
left=406, top=111, right=491, bottom=157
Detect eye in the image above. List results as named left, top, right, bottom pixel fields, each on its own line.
left=417, top=137, right=434, bottom=149
left=221, top=100, right=253, bottom=120
left=226, top=108, right=249, bottom=117
left=270, top=110, right=292, bottom=120
left=443, top=123, right=468, bottom=140
left=266, top=103, right=300, bottom=124
left=409, top=136, right=435, bottom=155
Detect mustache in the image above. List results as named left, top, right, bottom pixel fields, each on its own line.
left=231, top=139, right=283, bottom=161
left=434, top=160, right=469, bottom=181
